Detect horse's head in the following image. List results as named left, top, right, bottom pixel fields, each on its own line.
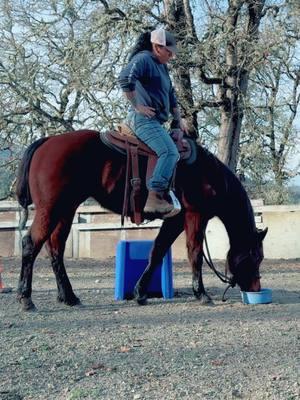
left=226, top=228, right=268, bottom=292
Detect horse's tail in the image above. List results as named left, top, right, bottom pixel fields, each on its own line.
left=18, top=206, right=29, bottom=231
left=16, top=137, right=49, bottom=212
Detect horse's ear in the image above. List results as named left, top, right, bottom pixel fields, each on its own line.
left=257, top=227, right=268, bottom=242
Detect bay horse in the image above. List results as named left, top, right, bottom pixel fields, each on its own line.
left=16, top=129, right=267, bottom=311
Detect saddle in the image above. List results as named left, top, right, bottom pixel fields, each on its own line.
left=100, top=124, right=195, bottom=225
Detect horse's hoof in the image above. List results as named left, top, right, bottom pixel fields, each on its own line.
left=57, top=295, right=81, bottom=306
left=194, top=292, right=214, bottom=305
left=20, top=297, right=37, bottom=312
left=200, top=296, right=214, bottom=306
left=68, top=297, right=81, bottom=306
left=134, top=286, right=148, bottom=306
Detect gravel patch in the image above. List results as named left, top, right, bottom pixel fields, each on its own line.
left=0, top=257, right=299, bottom=400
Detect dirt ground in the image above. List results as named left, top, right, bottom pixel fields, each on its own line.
left=0, top=256, right=299, bottom=400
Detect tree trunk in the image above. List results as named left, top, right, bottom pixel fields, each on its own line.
left=217, top=0, right=265, bottom=172
left=163, top=0, right=198, bottom=137
left=218, top=68, right=249, bottom=170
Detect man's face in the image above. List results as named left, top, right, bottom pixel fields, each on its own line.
left=153, top=44, right=175, bottom=64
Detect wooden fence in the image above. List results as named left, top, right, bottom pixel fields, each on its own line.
left=0, top=200, right=299, bottom=260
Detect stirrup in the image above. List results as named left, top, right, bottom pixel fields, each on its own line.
left=163, top=190, right=181, bottom=219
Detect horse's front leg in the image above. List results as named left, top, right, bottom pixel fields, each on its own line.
left=184, top=211, right=212, bottom=304
left=134, top=211, right=185, bottom=305
left=190, top=252, right=212, bottom=304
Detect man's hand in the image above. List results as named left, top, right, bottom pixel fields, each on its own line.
left=172, top=107, right=190, bottom=135
left=123, top=91, right=156, bottom=118
left=178, top=118, right=189, bottom=135
left=135, top=104, right=156, bottom=117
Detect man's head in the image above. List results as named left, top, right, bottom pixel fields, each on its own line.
left=151, top=27, right=177, bottom=63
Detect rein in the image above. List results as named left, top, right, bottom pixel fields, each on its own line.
left=203, top=232, right=236, bottom=301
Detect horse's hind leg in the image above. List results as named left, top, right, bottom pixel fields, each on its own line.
left=45, top=210, right=80, bottom=306
left=18, top=234, right=38, bottom=311
left=134, top=212, right=185, bottom=305
left=184, top=211, right=212, bottom=304
left=18, top=209, right=54, bottom=311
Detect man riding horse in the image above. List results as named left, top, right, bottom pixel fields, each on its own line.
left=118, top=28, right=188, bottom=218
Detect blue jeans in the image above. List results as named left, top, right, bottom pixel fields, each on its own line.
left=126, top=112, right=179, bottom=192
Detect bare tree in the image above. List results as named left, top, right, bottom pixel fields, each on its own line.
left=238, top=38, right=300, bottom=203
left=0, top=0, right=299, bottom=202
left=0, top=0, right=157, bottom=197
left=0, top=0, right=153, bottom=145
left=162, top=0, right=298, bottom=177
left=214, top=1, right=266, bottom=170
left=163, top=0, right=199, bottom=137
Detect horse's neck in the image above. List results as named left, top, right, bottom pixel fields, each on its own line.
left=186, top=145, right=256, bottom=248
left=218, top=183, right=256, bottom=249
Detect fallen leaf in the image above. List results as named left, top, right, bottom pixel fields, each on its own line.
left=119, top=346, right=131, bottom=353
left=85, top=369, right=96, bottom=377
left=91, top=363, right=105, bottom=370
left=211, top=360, right=224, bottom=366
left=107, top=366, right=117, bottom=372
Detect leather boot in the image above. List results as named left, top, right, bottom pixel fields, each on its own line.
left=144, top=190, right=174, bottom=214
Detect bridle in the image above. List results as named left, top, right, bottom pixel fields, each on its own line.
left=203, top=234, right=235, bottom=301
left=203, top=234, right=233, bottom=285
left=203, top=233, right=262, bottom=301
left=228, top=247, right=262, bottom=280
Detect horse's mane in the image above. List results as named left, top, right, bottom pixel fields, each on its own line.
left=195, top=144, right=246, bottom=197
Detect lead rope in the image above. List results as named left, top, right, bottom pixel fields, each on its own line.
left=203, top=232, right=236, bottom=302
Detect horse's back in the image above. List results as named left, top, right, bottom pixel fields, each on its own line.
left=42, top=129, right=101, bottom=154
left=29, top=130, right=104, bottom=207
left=31, top=130, right=101, bottom=166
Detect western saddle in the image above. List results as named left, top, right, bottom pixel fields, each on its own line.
left=100, top=124, right=194, bottom=225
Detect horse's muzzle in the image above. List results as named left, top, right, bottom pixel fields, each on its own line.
left=248, top=278, right=261, bottom=292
